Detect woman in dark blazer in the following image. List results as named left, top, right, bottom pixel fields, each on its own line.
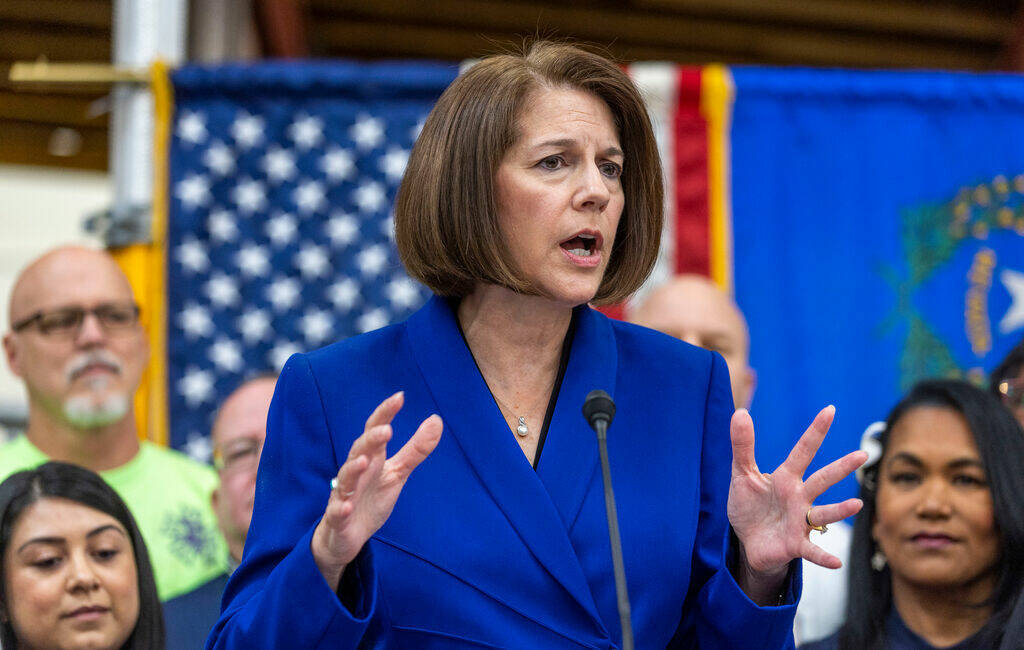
left=208, top=41, right=866, bottom=649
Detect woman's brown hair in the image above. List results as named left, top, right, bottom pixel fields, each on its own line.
left=395, top=40, right=663, bottom=305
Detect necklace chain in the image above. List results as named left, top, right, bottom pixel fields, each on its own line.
left=492, top=380, right=554, bottom=438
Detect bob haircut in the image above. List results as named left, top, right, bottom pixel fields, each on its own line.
left=841, top=379, right=1024, bottom=649
left=395, top=40, right=663, bottom=305
left=0, top=462, right=165, bottom=650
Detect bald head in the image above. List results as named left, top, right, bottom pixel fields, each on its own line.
left=8, top=246, right=135, bottom=327
left=629, top=275, right=755, bottom=408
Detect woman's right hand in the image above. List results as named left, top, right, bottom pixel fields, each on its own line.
left=311, top=391, right=443, bottom=589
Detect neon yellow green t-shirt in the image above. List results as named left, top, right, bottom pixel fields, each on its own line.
left=0, top=436, right=228, bottom=601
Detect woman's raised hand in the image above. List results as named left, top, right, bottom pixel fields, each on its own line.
left=311, top=391, right=443, bottom=589
left=726, top=406, right=867, bottom=592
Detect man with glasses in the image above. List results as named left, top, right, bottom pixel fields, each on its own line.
left=0, top=246, right=227, bottom=602
left=991, top=337, right=1024, bottom=428
left=163, top=375, right=275, bottom=649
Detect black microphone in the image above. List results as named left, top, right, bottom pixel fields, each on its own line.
left=583, top=390, right=633, bottom=650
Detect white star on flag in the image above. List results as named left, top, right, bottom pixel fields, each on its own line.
left=234, top=178, right=267, bottom=214
left=326, top=213, right=359, bottom=248
left=289, top=115, right=324, bottom=150
left=238, top=308, right=271, bottom=343
left=236, top=244, right=271, bottom=278
left=351, top=114, right=385, bottom=150
left=266, top=213, right=299, bottom=246
left=301, top=309, right=335, bottom=344
left=179, top=367, right=215, bottom=406
left=387, top=278, right=422, bottom=309
left=266, top=277, right=301, bottom=311
left=176, top=174, right=211, bottom=209
left=327, top=278, right=360, bottom=311
left=357, top=244, right=389, bottom=276
left=183, top=433, right=213, bottom=464
left=177, top=111, right=207, bottom=144
left=208, top=210, right=239, bottom=243
left=999, top=268, right=1024, bottom=334
left=269, top=340, right=302, bottom=371
left=175, top=238, right=209, bottom=274
left=321, top=148, right=355, bottom=182
left=204, top=141, right=235, bottom=176
left=357, top=308, right=389, bottom=333
left=295, top=244, right=331, bottom=278
left=353, top=181, right=386, bottom=213
left=209, top=338, right=244, bottom=373
left=381, top=215, right=395, bottom=240
left=380, top=147, right=409, bottom=183
left=263, top=147, right=297, bottom=183
left=206, top=273, right=241, bottom=307
left=232, top=112, right=265, bottom=149
left=294, top=180, right=326, bottom=214
left=178, top=303, right=214, bottom=339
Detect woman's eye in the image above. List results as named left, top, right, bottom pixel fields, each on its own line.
left=889, top=472, right=920, bottom=485
left=952, top=474, right=986, bottom=487
left=32, top=557, right=62, bottom=569
left=600, top=162, right=623, bottom=178
left=538, top=156, right=565, bottom=170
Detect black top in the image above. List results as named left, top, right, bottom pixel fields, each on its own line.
left=800, top=609, right=990, bottom=650
left=454, top=302, right=578, bottom=470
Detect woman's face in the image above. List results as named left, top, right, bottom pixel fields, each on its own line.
left=872, top=406, right=999, bottom=592
left=494, top=86, right=625, bottom=307
left=3, top=497, right=139, bottom=650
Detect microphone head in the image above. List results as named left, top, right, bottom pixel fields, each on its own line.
left=583, top=389, right=616, bottom=429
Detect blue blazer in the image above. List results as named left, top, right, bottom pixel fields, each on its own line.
left=208, top=296, right=799, bottom=649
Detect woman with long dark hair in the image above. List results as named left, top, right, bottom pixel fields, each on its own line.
left=803, top=379, right=1024, bottom=649
left=0, top=462, right=164, bottom=650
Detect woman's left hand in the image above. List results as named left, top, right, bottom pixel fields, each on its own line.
left=726, top=406, right=867, bottom=595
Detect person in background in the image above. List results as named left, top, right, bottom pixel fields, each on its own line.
left=628, top=274, right=756, bottom=409
left=0, top=246, right=227, bottom=601
left=990, top=336, right=1024, bottom=428
left=0, top=461, right=165, bottom=650
left=629, top=274, right=852, bottom=644
left=802, top=379, right=1024, bottom=649
left=162, top=375, right=275, bottom=650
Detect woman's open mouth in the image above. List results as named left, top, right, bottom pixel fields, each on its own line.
left=560, top=231, right=603, bottom=267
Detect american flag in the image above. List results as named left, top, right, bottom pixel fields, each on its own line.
left=166, top=62, right=459, bottom=458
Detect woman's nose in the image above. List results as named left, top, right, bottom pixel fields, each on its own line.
left=574, top=163, right=611, bottom=212
left=915, top=478, right=953, bottom=518
left=66, top=554, right=101, bottom=592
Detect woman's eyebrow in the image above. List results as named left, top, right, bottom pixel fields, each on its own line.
left=16, top=525, right=126, bottom=553
left=17, top=536, right=66, bottom=554
left=87, top=524, right=127, bottom=539
left=946, top=458, right=984, bottom=471
left=886, top=451, right=923, bottom=467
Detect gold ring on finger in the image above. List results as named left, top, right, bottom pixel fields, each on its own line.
left=806, top=508, right=827, bottom=533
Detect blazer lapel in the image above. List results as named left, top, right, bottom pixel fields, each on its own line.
left=405, top=297, right=606, bottom=634
left=535, top=304, right=617, bottom=533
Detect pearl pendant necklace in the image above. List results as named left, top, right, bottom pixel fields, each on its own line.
left=516, top=416, right=529, bottom=437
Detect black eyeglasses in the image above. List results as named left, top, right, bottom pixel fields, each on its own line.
left=12, top=303, right=140, bottom=338
left=998, top=379, right=1024, bottom=409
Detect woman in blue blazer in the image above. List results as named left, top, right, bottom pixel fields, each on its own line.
left=208, top=41, right=866, bottom=649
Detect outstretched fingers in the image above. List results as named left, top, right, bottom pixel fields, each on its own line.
left=799, top=539, right=843, bottom=570
left=781, top=405, right=835, bottom=477
left=388, top=414, right=443, bottom=481
left=730, top=409, right=759, bottom=476
left=807, top=498, right=863, bottom=529
left=804, top=450, right=869, bottom=499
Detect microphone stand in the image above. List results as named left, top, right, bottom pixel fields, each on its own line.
left=585, top=391, right=634, bottom=650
